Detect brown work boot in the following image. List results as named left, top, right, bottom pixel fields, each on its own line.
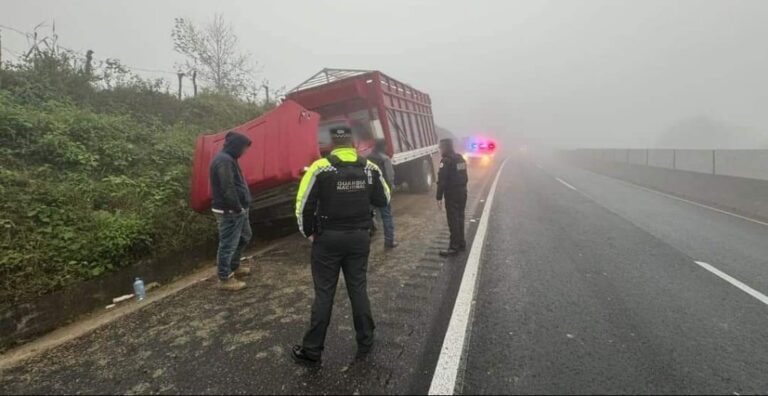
left=234, top=266, right=251, bottom=278
left=218, top=276, right=246, bottom=291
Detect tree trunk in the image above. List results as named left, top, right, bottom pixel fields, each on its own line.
left=192, top=70, right=197, bottom=97
left=0, top=30, right=3, bottom=89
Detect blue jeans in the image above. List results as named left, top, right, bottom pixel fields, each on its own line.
left=375, top=204, right=395, bottom=244
left=214, top=211, right=252, bottom=280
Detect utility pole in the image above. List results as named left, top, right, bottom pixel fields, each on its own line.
left=31, top=30, right=38, bottom=69
left=177, top=72, right=185, bottom=100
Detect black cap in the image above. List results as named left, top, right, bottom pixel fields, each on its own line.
left=439, top=138, right=454, bottom=147
left=331, top=126, right=353, bottom=139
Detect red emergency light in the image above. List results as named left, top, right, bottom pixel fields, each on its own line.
left=466, top=138, right=497, bottom=154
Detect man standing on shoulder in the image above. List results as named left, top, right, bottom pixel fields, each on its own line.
left=292, top=127, right=390, bottom=366
left=367, top=140, right=398, bottom=248
left=209, top=131, right=253, bottom=291
left=436, top=138, right=469, bottom=257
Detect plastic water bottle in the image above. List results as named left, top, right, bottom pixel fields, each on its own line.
left=133, top=277, right=146, bottom=301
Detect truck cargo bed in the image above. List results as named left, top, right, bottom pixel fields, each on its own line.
left=287, top=69, right=439, bottom=159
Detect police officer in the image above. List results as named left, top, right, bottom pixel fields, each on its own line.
left=292, top=126, right=390, bottom=366
left=436, top=138, right=469, bottom=257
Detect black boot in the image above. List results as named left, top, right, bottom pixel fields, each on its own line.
left=291, top=345, right=321, bottom=367
left=356, top=341, right=375, bottom=360
left=439, top=248, right=459, bottom=257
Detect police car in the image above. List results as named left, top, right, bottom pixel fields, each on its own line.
left=460, top=136, right=497, bottom=165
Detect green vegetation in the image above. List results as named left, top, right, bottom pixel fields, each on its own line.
left=0, top=51, right=269, bottom=305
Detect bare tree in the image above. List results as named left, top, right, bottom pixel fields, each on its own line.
left=172, top=14, right=255, bottom=97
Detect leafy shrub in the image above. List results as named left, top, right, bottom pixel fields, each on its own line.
left=0, top=54, right=268, bottom=305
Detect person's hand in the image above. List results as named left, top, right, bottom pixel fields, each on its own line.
left=436, top=200, right=443, bottom=211
left=308, top=235, right=315, bottom=242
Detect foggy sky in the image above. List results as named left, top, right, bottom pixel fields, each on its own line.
left=3, top=0, right=767, bottom=148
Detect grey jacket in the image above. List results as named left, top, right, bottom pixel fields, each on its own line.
left=367, top=149, right=395, bottom=189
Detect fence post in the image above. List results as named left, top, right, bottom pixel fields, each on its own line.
left=85, top=50, right=94, bottom=76
left=672, top=149, right=676, bottom=169
left=176, top=72, right=184, bottom=100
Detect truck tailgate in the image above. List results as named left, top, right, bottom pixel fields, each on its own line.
left=189, top=100, right=321, bottom=212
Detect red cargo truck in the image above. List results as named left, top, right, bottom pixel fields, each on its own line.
left=190, top=68, right=440, bottom=223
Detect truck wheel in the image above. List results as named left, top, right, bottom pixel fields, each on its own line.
left=409, top=157, right=434, bottom=193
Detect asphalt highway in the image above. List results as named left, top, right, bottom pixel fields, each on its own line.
left=461, top=159, right=768, bottom=394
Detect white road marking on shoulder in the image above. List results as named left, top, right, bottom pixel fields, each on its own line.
left=556, top=177, right=578, bottom=191
left=695, top=261, right=768, bottom=306
left=428, top=158, right=509, bottom=395
left=598, top=175, right=768, bottom=228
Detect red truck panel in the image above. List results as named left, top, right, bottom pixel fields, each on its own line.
left=286, top=70, right=438, bottom=158
left=189, top=100, right=320, bottom=212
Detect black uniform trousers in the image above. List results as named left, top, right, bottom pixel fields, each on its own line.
left=445, top=187, right=467, bottom=250
left=302, top=229, right=375, bottom=358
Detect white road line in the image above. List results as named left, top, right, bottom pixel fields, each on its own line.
left=556, top=177, right=578, bottom=191
left=604, top=176, right=768, bottom=228
left=428, top=158, right=509, bottom=395
left=694, top=261, right=768, bottom=306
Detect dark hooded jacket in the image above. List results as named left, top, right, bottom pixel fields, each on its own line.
left=209, top=131, right=252, bottom=212
left=436, top=147, right=468, bottom=201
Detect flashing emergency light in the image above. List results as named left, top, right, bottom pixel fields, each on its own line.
left=465, top=138, right=497, bottom=155
left=461, top=136, right=498, bottom=167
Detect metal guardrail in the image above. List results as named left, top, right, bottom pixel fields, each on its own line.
left=568, top=148, right=768, bottom=181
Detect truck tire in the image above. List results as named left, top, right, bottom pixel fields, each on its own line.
left=409, top=157, right=434, bottom=193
